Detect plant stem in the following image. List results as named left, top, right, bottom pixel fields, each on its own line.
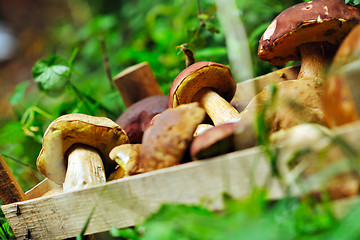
left=69, top=81, right=117, bottom=118
left=0, top=154, right=38, bottom=171
left=98, top=36, right=114, bottom=90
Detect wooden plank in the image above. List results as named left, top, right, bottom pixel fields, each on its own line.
left=2, top=120, right=360, bottom=240
left=113, top=62, right=163, bottom=107
left=231, top=65, right=300, bottom=110
left=25, top=178, right=62, bottom=200
left=0, top=155, right=26, bottom=204
left=1, top=147, right=281, bottom=240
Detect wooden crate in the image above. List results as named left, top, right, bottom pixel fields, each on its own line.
left=2, top=120, right=360, bottom=240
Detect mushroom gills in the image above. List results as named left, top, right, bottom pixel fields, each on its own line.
left=63, top=144, right=106, bottom=191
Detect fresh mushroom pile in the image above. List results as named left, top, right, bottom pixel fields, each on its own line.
left=239, top=0, right=360, bottom=133
left=34, top=0, right=360, bottom=201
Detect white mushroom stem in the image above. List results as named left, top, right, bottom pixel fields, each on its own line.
left=63, top=144, right=106, bottom=192
left=297, top=42, right=331, bottom=80
left=193, top=124, right=214, bottom=137
left=193, top=87, right=240, bottom=126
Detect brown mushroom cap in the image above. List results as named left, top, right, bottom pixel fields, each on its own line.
left=140, top=102, right=206, bottom=171
left=116, top=95, right=169, bottom=143
left=36, top=113, right=129, bottom=184
left=258, top=0, right=360, bottom=65
left=330, top=23, right=360, bottom=69
left=169, top=61, right=236, bottom=108
left=322, top=24, right=360, bottom=127
left=190, top=119, right=257, bottom=160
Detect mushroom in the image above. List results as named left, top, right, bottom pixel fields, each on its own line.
left=239, top=79, right=325, bottom=133
left=169, top=61, right=239, bottom=126
left=36, top=113, right=129, bottom=191
left=239, top=0, right=360, bottom=133
left=193, top=124, right=214, bottom=137
left=190, top=119, right=257, bottom=160
left=108, top=144, right=143, bottom=180
left=322, top=24, right=360, bottom=127
left=140, top=102, right=206, bottom=172
left=258, top=0, right=360, bottom=81
left=116, top=95, right=169, bottom=143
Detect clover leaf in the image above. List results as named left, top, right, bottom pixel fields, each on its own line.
left=32, top=55, right=71, bottom=92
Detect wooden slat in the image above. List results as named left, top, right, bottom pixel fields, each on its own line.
left=113, top=62, right=163, bottom=107
left=25, top=178, right=62, bottom=200
left=2, top=121, right=360, bottom=240
left=1, top=147, right=281, bottom=240
left=0, top=155, right=26, bottom=204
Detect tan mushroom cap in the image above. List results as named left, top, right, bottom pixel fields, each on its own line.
left=109, top=144, right=142, bottom=177
left=140, top=102, right=206, bottom=171
left=169, top=61, right=236, bottom=108
left=258, top=0, right=360, bottom=65
left=322, top=24, right=360, bottom=127
left=330, top=23, right=360, bottom=69
left=36, top=113, right=129, bottom=184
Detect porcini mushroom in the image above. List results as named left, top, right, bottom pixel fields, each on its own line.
left=239, top=79, right=325, bottom=132
left=108, top=144, right=143, bottom=180
left=258, top=0, right=360, bottom=80
left=169, top=61, right=239, bottom=126
left=322, top=24, right=360, bottom=127
left=36, top=113, right=129, bottom=191
left=140, top=102, right=206, bottom=172
left=239, top=0, right=360, bottom=132
left=116, top=95, right=169, bottom=143
left=190, top=119, right=257, bottom=160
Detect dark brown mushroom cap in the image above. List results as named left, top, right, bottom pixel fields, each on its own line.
left=190, top=119, right=257, bottom=160
left=116, top=95, right=169, bottom=143
left=36, top=113, right=129, bottom=184
left=258, top=0, right=360, bottom=65
left=169, top=61, right=236, bottom=108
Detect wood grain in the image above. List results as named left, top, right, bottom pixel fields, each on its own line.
left=25, top=178, right=62, bottom=200
left=2, top=147, right=281, bottom=239
left=0, top=155, right=26, bottom=204
left=2, top=121, right=360, bottom=240
left=113, top=62, right=163, bottom=107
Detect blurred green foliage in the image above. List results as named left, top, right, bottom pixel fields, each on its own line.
left=0, top=0, right=306, bottom=190
left=110, top=191, right=360, bottom=240
left=1, top=1, right=360, bottom=238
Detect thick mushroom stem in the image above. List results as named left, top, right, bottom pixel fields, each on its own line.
left=193, top=87, right=240, bottom=126
left=297, top=42, right=332, bottom=80
left=63, top=144, right=106, bottom=192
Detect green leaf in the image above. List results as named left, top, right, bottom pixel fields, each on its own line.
left=32, top=55, right=71, bottom=92
left=9, top=81, right=30, bottom=106
left=139, top=204, right=218, bottom=240
left=0, top=222, right=14, bottom=239
left=0, top=122, right=26, bottom=145
left=109, top=227, right=139, bottom=239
